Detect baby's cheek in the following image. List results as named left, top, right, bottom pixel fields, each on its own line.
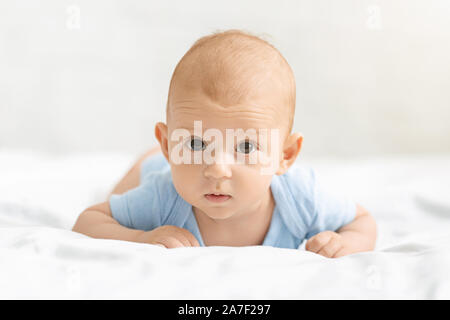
left=171, top=168, right=199, bottom=197
left=240, top=172, right=272, bottom=195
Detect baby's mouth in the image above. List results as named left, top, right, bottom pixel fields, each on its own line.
left=204, top=193, right=232, bottom=203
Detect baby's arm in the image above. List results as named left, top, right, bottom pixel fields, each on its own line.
left=72, top=145, right=199, bottom=248
left=72, top=201, right=200, bottom=248
left=305, top=204, right=377, bottom=258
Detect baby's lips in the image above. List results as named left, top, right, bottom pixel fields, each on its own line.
left=205, top=192, right=232, bottom=196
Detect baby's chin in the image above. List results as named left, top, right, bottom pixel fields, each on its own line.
left=193, top=201, right=237, bottom=220
left=202, top=211, right=235, bottom=221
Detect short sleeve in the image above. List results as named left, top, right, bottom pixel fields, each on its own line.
left=305, top=168, right=357, bottom=239
left=109, top=171, right=170, bottom=231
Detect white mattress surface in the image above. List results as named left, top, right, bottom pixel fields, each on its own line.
left=1, top=149, right=450, bottom=299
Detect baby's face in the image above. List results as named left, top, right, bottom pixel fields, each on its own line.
left=159, top=83, right=290, bottom=221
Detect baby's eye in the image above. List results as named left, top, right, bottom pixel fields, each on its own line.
left=236, top=140, right=258, bottom=154
left=185, top=136, right=206, bottom=151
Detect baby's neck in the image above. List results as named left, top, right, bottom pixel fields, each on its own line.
left=194, top=187, right=275, bottom=246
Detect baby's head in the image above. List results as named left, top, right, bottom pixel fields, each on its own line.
left=155, top=30, right=303, bottom=220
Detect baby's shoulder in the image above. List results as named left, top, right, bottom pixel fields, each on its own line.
left=272, top=163, right=317, bottom=215
left=279, top=163, right=316, bottom=194
left=283, top=162, right=315, bottom=178
left=140, top=168, right=175, bottom=198
left=140, top=152, right=170, bottom=181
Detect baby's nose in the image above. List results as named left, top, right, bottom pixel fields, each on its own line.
left=203, top=151, right=233, bottom=179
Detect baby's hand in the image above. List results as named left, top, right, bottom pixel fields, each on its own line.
left=305, top=231, right=348, bottom=258
left=137, top=225, right=200, bottom=248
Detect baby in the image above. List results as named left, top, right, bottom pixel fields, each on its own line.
left=72, top=30, right=377, bottom=258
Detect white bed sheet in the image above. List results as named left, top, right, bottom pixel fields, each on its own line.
left=1, top=149, right=450, bottom=299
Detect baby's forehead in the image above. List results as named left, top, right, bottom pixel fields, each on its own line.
left=169, top=96, right=283, bottom=128
left=167, top=31, right=296, bottom=134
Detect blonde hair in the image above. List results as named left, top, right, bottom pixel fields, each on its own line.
left=166, top=29, right=296, bottom=134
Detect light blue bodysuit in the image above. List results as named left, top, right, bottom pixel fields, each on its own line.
left=109, top=153, right=356, bottom=249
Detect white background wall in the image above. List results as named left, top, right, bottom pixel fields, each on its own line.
left=1, top=0, right=449, bottom=158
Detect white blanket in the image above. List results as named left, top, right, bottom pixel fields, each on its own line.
left=1, top=149, right=450, bottom=299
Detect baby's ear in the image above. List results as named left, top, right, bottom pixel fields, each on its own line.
left=155, top=122, right=170, bottom=161
left=275, top=132, right=303, bottom=175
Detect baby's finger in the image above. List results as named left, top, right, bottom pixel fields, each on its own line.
left=177, top=228, right=200, bottom=247
left=163, top=226, right=199, bottom=247
left=171, top=230, right=193, bottom=247
left=305, top=232, right=333, bottom=253
left=333, top=247, right=351, bottom=258
left=317, top=238, right=343, bottom=258
left=155, top=236, right=185, bottom=249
